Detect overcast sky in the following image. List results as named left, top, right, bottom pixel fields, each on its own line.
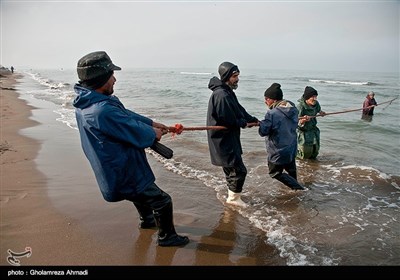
left=1, top=0, right=399, bottom=72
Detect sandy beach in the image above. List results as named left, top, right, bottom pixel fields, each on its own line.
left=0, top=72, right=288, bottom=273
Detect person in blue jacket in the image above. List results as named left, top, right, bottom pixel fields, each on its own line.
left=258, top=83, right=304, bottom=190
left=73, top=51, right=189, bottom=247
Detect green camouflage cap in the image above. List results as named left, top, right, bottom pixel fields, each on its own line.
left=77, top=51, right=121, bottom=81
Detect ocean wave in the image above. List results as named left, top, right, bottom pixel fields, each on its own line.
left=180, top=72, right=212, bottom=75
left=26, top=71, right=70, bottom=89
left=309, top=79, right=377, bottom=86
left=148, top=149, right=338, bottom=265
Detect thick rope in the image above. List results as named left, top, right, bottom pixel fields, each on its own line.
left=178, top=126, right=227, bottom=131
left=168, top=122, right=261, bottom=133
left=168, top=124, right=226, bottom=134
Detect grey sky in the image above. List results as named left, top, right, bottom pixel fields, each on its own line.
left=1, top=0, right=399, bottom=72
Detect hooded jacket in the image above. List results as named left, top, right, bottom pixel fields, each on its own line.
left=207, top=77, right=258, bottom=167
left=259, top=100, right=298, bottom=165
left=73, top=84, right=156, bottom=202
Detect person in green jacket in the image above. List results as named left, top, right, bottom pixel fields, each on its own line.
left=296, top=86, right=326, bottom=159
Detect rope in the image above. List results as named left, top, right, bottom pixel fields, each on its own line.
left=177, top=126, right=227, bottom=131
left=167, top=97, right=398, bottom=133
left=168, top=125, right=226, bottom=134
left=299, top=96, right=398, bottom=119
left=168, top=122, right=262, bottom=133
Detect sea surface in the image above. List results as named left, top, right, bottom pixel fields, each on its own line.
left=16, top=68, right=400, bottom=265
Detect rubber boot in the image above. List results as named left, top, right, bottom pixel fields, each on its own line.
left=275, top=173, right=305, bottom=190
left=139, top=215, right=157, bottom=229
left=133, top=203, right=157, bottom=229
left=153, top=203, right=189, bottom=247
left=226, top=190, right=248, bottom=208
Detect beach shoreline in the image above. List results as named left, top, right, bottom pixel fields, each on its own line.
left=1, top=72, right=285, bottom=268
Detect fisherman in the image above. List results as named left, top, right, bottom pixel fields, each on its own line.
left=361, top=91, right=377, bottom=121
left=206, top=61, right=259, bottom=208
left=296, top=86, right=326, bottom=160
left=73, top=51, right=189, bottom=247
left=259, top=83, right=305, bottom=191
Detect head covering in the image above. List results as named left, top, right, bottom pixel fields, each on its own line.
left=264, top=83, right=283, bottom=100
left=303, top=86, right=318, bottom=100
left=218, top=62, right=240, bottom=83
left=77, top=51, right=121, bottom=89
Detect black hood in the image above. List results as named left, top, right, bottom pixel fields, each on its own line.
left=208, top=76, right=230, bottom=91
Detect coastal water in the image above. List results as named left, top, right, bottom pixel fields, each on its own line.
left=17, top=68, right=400, bottom=265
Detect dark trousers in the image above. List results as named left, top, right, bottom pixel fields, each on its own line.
left=267, top=160, right=304, bottom=190
left=124, top=183, right=182, bottom=240
left=222, top=159, right=247, bottom=193
left=124, top=183, right=172, bottom=223
left=268, top=160, right=297, bottom=180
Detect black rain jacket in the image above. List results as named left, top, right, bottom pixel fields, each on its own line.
left=206, top=77, right=258, bottom=167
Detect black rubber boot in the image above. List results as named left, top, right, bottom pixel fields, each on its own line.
left=275, top=173, right=305, bottom=190
left=139, top=217, right=157, bottom=229
left=134, top=203, right=157, bottom=229
left=154, top=203, right=189, bottom=247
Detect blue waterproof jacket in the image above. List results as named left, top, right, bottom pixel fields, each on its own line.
left=259, top=100, right=298, bottom=165
left=73, top=84, right=156, bottom=202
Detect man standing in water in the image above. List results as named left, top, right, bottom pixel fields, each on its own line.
left=361, top=91, right=377, bottom=121
left=73, top=51, right=189, bottom=247
left=207, top=62, right=259, bottom=208
left=259, top=83, right=304, bottom=191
